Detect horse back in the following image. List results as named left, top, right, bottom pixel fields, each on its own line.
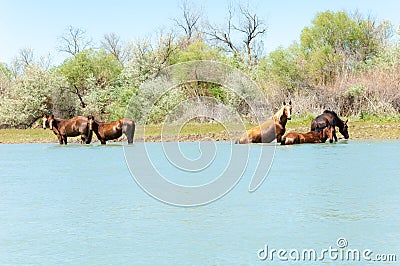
left=311, top=114, right=330, bottom=131
left=64, top=116, right=89, bottom=136
left=301, top=131, right=323, bottom=143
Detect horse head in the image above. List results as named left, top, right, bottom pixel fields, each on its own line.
left=282, top=100, right=292, bottom=120
left=42, top=114, right=48, bottom=129
left=339, top=119, right=349, bottom=139
left=47, top=115, right=56, bottom=130
left=325, top=125, right=335, bottom=143
left=87, top=115, right=95, bottom=131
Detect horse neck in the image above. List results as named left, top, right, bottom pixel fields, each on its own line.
left=49, top=118, right=62, bottom=134
left=51, top=118, right=63, bottom=128
left=93, top=120, right=102, bottom=130
left=336, top=118, right=344, bottom=129
left=273, top=108, right=287, bottom=127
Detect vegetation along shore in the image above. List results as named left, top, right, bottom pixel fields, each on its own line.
left=1, top=6, right=400, bottom=140
left=1, top=118, right=399, bottom=144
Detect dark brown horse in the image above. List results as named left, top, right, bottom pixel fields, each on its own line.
left=88, top=116, right=135, bottom=144
left=281, top=125, right=335, bottom=145
left=236, top=101, right=292, bottom=144
left=42, top=114, right=92, bottom=145
left=311, top=110, right=349, bottom=141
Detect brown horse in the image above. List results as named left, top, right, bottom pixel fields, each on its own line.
left=311, top=110, right=349, bottom=141
left=88, top=116, right=135, bottom=144
left=281, top=125, right=335, bottom=145
left=236, top=101, right=292, bottom=144
left=42, top=114, right=92, bottom=145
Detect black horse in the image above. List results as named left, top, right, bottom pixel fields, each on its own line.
left=311, top=110, right=349, bottom=141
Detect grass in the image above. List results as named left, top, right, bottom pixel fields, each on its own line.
left=1, top=118, right=399, bottom=144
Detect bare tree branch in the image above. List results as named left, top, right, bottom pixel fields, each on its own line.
left=157, top=30, right=176, bottom=66
left=18, top=48, right=34, bottom=67
left=233, top=6, right=267, bottom=62
left=204, top=5, right=239, bottom=54
left=58, top=26, right=92, bottom=56
left=73, top=85, right=86, bottom=108
left=173, top=0, right=202, bottom=42
left=101, top=32, right=129, bottom=64
left=204, top=4, right=267, bottom=63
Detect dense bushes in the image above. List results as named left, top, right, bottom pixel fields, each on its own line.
left=0, top=9, right=399, bottom=128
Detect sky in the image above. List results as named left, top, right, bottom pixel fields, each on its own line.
left=1, top=0, right=400, bottom=66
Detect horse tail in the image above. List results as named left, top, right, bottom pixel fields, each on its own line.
left=123, top=118, right=135, bottom=144
left=129, top=120, right=135, bottom=144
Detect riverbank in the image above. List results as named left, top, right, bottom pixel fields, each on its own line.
left=0, top=120, right=399, bottom=144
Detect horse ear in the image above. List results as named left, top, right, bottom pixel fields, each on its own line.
left=345, top=119, right=348, bottom=124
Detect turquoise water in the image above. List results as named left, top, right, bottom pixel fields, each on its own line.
left=0, top=141, right=399, bottom=265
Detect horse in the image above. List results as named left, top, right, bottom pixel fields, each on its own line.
left=42, top=114, right=92, bottom=145
left=88, top=116, right=135, bottom=144
left=311, top=110, right=349, bottom=141
left=236, top=101, right=292, bottom=144
left=281, top=125, right=335, bottom=145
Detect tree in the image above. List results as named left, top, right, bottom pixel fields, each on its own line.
left=173, top=0, right=202, bottom=44
left=259, top=44, right=306, bottom=92
left=205, top=4, right=267, bottom=64
left=299, top=11, right=393, bottom=85
left=0, top=65, right=65, bottom=127
left=58, top=26, right=92, bottom=56
left=18, top=48, right=34, bottom=68
left=58, top=49, right=123, bottom=111
left=0, top=63, right=11, bottom=95
left=101, top=32, right=130, bottom=64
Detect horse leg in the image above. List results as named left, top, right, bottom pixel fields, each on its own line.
left=128, top=123, right=135, bottom=144
left=81, top=135, right=87, bottom=144
left=100, top=139, right=106, bottom=145
left=125, top=131, right=133, bottom=144
left=333, top=131, right=338, bottom=142
left=85, top=130, right=93, bottom=144
left=63, top=135, right=68, bottom=145
left=57, top=135, right=63, bottom=144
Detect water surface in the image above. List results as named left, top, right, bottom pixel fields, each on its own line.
left=0, top=141, right=399, bottom=265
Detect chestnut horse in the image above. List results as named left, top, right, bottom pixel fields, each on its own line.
left=42, top=114, right=92, bottom=145
left=281, top=125, right=335, bottom=145
left=311, top=110, right=349, bottom=141
left=88, top=116, right=135, bottom=144
left=236, top=101, right=292, bottom=144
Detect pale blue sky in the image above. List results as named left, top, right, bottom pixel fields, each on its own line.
left=1, top=0, right=399, bottom=66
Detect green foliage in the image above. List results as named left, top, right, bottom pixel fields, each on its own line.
left=58, top=49, right=123, bottom=117
left=299, top=10, right=391, bottom=85
left=0, top=65, right=65, bottom=126
left=174, top=41, right=220, bottom=62
left=258, top=45, right=305, bottom=92
left=1, top=9, right=400, bottom=128
left=344, top=84, right=367, bottom=97
left=59, top=49, right=122, bottom=91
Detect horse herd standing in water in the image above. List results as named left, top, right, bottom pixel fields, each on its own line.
left=236, top=101, right=349, bottom=145
left=42, top=101, right=349, bottom=145
left=42, top=114, right=135, bottom=145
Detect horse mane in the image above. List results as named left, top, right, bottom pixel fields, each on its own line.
left=323, top=110, right=338, bottom=116
left=272, top=106, right=285, bottom=123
